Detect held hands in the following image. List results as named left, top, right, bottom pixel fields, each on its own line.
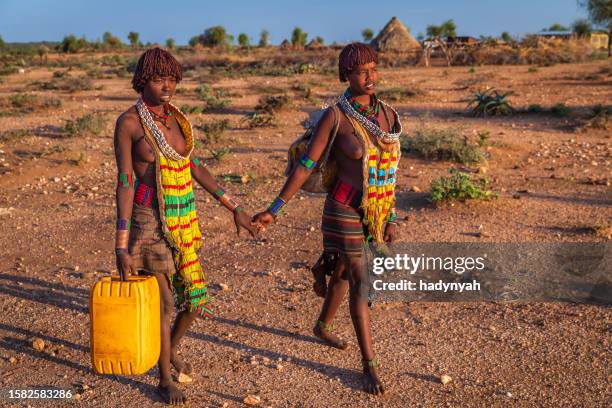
left=251, top=210, right=275, bottom=232
left=234, top=209, right=260, bottom=239
left=383, top=222, right=397, bottom=243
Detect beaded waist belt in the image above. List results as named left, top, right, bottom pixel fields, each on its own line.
left=330, top=179, right=362, bottom=209
left=134, top=181, right=157, bottom=208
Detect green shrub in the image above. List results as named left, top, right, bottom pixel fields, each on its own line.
left=0, top=128, right=30, bottom=142
left=527, top=104, right=545, bottom=113
left=246, top=112, right=276, bottom=128
left=194, top=119, right=230, bottom=144
left=528, top=66, right=539, bottom=73
left=401, top=127, right=484, bottom=164
left=550, top=103, right=572, bottom=117
left=34, top=74, right=95, bottom=92
left=584, top=104, right=612, bottom=129
left=64, top=113, right=106, bottom=136
left=254, top=95, right=289, bottom=113
left=468, top=88, right=514, bottom=117
left=195, top=84, right=230, bottom=111
left=431, top=169, right=496, bottom=202
left=180, top=104, right=204, bottom=114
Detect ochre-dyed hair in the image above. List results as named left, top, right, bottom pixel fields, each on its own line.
left=131, top=47, right=183, bottom=93
left=338, top=42, right=378, bottom=82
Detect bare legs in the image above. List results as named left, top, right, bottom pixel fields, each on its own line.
left=151, top=272, right=196, bottom=405
left=314, top=259, right=349, bottom=349
left=313, top=254, right=384, bottom=394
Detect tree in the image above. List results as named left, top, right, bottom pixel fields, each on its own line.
left=501, top=32, right=512, bottom=42
left=362, top=28, right=374, bottom=42
left=314, top=36, right=325, bottom=45
left=128, top=31, right=139, bottom=48
left=191, top=26, right=232, bottom=47
left=60, top=34, right=84, bottom=53
left=103, top=31, right=122, bottom=48
left=0, top=35, right=4, bottom=49
left=441, top=19, right=457, bottom=38
left=545, top=23, right=570, bottom=31
left=238, top=33, right=250, bottom=47
left=572, top=19, right=593, bottom=37
left=426, top=19, right=457, bottom=39
left=578, top=0, right=612, bottom=56
left=291, top=27, right=308, bottom=47
left=259, top=30, right=270, bottom=47
left=166, top=38, right=176, bottom=49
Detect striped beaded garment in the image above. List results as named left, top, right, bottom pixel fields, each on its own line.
left=136, top=98, right=212, bottom=319
left=341, top=110, right=401, bottom=243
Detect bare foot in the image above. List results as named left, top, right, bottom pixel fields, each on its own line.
left=158, top=380, right=187, bottom=405
left=313, top=321, right=348, bottom=350
left=170, top=350, right=192, bottom=375
left=362, top=360, right=385, bottom=395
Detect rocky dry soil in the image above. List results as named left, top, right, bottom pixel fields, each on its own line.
left=0, top=54, right=610, bottom=407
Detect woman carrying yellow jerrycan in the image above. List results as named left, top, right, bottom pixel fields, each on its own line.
left=89, top=47, right=258, bottom=405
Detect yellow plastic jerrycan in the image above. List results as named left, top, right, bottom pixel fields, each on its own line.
left=89, top=275, right=161, bottom=375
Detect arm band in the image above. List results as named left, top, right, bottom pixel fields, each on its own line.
left=299, top=154, right=317, bottom=170
left=117, top=172, right=134, bottom=188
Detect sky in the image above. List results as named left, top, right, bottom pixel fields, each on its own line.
left=1, top=0, right=590, bottom=45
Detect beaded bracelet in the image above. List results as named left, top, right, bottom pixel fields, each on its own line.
left=299, top=154, right=317, bottom=170
left=267, top=196, right=286, bottom=218
left=116, top=218, right=131, bottom=230
left=212, top=186, right=241, bottom=212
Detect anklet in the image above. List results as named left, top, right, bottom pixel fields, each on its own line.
left=317, top=320, right=335, bottom=332
left=363, top=357, right=381, bottom=368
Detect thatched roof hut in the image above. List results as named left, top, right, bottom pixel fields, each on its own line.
left=305, top=39, right=324, bottom=50
left=372, top=16, right=421, bottom=51
left=279, top=39, right=292, bottom=50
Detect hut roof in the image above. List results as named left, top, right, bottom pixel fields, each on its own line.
left=372, top=16, right=421, bottom=51
left=305, top=39, right=324, bottom=50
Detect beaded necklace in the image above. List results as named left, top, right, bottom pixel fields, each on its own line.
left=344, top=88, right=380, bottom=125
left=143, top=99, right=173, bottom=129
left=338, top=92, right=402, bottom=145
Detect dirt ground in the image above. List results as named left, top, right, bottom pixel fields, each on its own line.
left=0, top=54, right=610, bottom=407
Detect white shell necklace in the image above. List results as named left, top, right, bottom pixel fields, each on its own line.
left=338, top=93, right=402, bottom=144
left=136, top=97, right=193, bottom=161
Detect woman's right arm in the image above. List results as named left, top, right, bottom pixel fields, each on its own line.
left=113, top=114, right=137, bottom=280
left=252, top=107, right=337, bottom=225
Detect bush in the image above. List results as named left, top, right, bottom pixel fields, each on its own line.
left=254, top=95, right=289, bottom=113
left=34, top=74, right=95, bottom=93
left=550, top=103, right=572, bottom=117
left=468, top=88, right=514, bottom=117
left=527, top=104, right=545, bottom=113
left=431, top=169, right=496, bottom=202
left=194, top=119, right=230, bottom=144
left=584, top=104, right=612, bottom=130
left=246, top=112, right=276, bottom=128
left=195, top=84, right=230, bottom=111
left=401, top=126, right=484, bottom=164
left=64, top=113, right=106, bottom=136
left=0, top=128, right=30, bottom=142
left=180, top=104, right=204, bottom=114
left=1, top=94, right=61, bottom=114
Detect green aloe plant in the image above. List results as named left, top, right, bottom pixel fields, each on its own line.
left=468, top=88, right=515, bottom=117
